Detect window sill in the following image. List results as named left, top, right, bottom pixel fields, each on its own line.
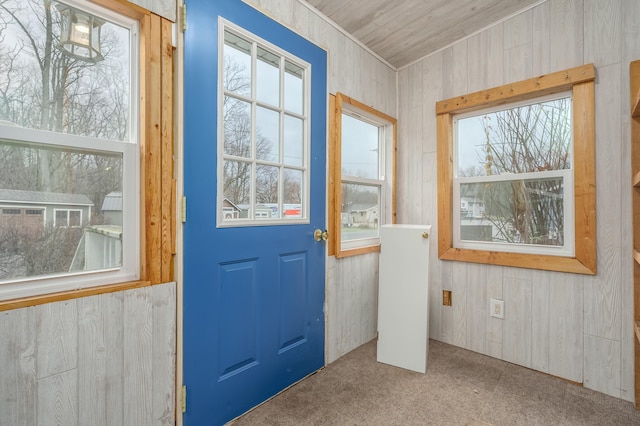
left=335, top=244, right=381, bottom=259
left=0, top=280, right=152, bottom=312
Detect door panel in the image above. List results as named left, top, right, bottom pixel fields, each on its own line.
left=183, top=1, right=327, bottom=425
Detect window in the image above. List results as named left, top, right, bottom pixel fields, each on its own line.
left=331, top=93, right=396, bottom=258
left=0, top=0, right=140, bottom=300
left=219, top=22, right=310, bottom=226
left=436, top=64, right=596, bottom=274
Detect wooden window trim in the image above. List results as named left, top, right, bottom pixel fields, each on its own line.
left=330, top=93, right=397, bottom=259
left=436, top=64, right=596, bottom=275
left=0, top=0, right=175, bottom=310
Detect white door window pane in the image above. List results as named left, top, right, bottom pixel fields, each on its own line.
left=283, top=169, right=302, bottom=218
left=223, top=160, right=251, bottom=209
left=224, top=96, right=252, bottom=158
left=284, top=61, right=304, bottom=114
left=283, top=115, right=303, bottom=167
left=256, top=165, right=279, bottom=219
left=341, top=114, right=379, bottom=179
left=341, top=183, right=380, bottom=241
left=256, top=106, right=279, bottom=162
left=224, top=30, right=252, bottom=97
left=256, top=47, right=280, bottom=107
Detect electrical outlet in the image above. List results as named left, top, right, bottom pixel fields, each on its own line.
left=490, top=298, right=504, bottom=319
left=443, top=290, right=452, bottom=306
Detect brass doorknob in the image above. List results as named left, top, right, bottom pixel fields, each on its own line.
left=314, top=229, right=328, bottom=242
left=422, top=232, right=429, bottom=239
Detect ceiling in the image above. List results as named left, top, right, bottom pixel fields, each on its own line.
left=305, top=0, right=543, bottom=68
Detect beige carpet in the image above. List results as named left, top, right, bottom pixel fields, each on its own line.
left=230, top=339, right=640, bottom=425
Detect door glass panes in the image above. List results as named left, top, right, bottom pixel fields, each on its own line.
left=341, top=114, right=379, bottom=179
left=283, top=115, right=303, bottom=166
left=341, top=183, right=380, bottom=241
left=256, top=47, right=280, bottom=107
left=224, top=31, right=251, bottom=97
left=256, top=107, right=279, bottom=162
left=224, top=97, right=252, bottom=158
left=220, top=28, right=308, bottom=224
left=284, top=61, right=304, bottom=114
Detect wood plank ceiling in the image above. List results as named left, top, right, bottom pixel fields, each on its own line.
left=306, top=0, right=543, bottom=68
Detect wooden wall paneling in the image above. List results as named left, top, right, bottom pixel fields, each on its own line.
left=396, top=67, right=411, bottom=224
left=407, top=63, right=425, bottom=225
left=161, top=18, right=174, bottom=283
left=326, top=257, right=339, bottom=363
left=78, top=296, right=107, bottom=425
left=503, top=10, right=533, bottom=84
left=104, top=292, right=125, bottom=426
left=549, top=273, right=584, bottom=382
left=531, top=1, right=551, bottom=76
left=146, top=13, right=163, bottom=285
left=152, top=283, right=177, bottom=424
left=360, top=253, right=379, bottom=345
left=548, top=0, right=584, bottom=70
left=466, top=32, right=489, bottom=94
left=36, top=300, right=77, bottom=379
left=466, top=264, right=488, bottom=355
left=422, top=53, right=443, bottom=154
left=584, top=63, right=622, bottom=341
left=486, top=266, right=504, bottom=359
left=439, top=261, right=453, bottom=344
left=37, top=369, right=78, bottom=426
left=128, top=0, right=176, bottom=22
left=123, top=287, right=153, bottom=426
left=584, top=0, right=622, bottom=67
left=0, top=308, right=36, bottom=426
left=450, top=263, right=468, bottom=348
left=531, top=270, right=551, bottom=374
left=584, top=335, right=622, bottom=397
left=502, top=272, right=533, bottom=368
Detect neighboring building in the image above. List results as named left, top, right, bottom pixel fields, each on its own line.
left=460, top=196, right=485, bottom=218
left=0, top=188, right=94, bottom=232
left=102, top=191, right=123, bottom=225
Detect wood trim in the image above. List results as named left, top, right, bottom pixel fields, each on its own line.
left=335, top=244, right=381, bottom=259
left=0, top=281, right=152, bottom=312
left=328, top=94, right=337, bottom=257
left=160, top=18, right=174, bottom=283
left=436, top=64, right=595, bottom=115
left=436, top=67, right=596, bottom=275
left=332, top=93, right=397, bottom=259
left=635, top=321, right=640, bottom=344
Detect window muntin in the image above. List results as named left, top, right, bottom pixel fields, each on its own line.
left=0, top=0, right=139, bottom=298
left=219, top=22, right=310, bottom=226
left=452, top=93, right=574, bottom=256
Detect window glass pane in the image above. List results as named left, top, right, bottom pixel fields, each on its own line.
left=459, top=177, right=565, bottom=246
left=457, top=97, right=572, bottom=177
left=341, top=114, right=379, bottom=179
left=341, top=183, right=379, bottom=241
left=224, top=96, right=251, bottom=158
left=0, top=140, right=123, bottom=281
left=0, top=0, right=131, bottom=141
left=256, top=165, right=279, bottom=219
left=256, top=106, right=279, bottom=162
left=283, top=169, right=302, bottom=218
left=256, top=47, right=279, bottom=107
left=223, top=159, right=251, bottom=210
left=224, top=31, right=251, bottom=97
left=283, top=115, right=303, bottom=166
left=284, top=61, right=303, bottom=114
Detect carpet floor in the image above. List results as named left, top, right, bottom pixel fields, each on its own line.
left=230, top=339, right=640, bottom=425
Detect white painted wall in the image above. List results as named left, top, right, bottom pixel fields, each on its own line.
left=243, top=0, right=398, bottom=363
left=397, top=0, right=638, bottom=402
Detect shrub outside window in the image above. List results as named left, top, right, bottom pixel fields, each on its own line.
left=0, top=0, right=139, bottom=300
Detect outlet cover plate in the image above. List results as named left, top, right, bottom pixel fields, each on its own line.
left=490, top=298, right=504, bottom=319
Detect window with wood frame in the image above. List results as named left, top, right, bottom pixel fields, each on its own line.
left=329, top=93, right=396, bottom=258
left=436, top=64, right=596, bottom=274
left=0, top=0, right=175, bottom=306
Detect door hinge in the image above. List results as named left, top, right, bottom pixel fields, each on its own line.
left=181, top=385, right=187, bottom=413
left=181, top=3, right=187, bottom=33
left=181, top=196, right=187, bottom=223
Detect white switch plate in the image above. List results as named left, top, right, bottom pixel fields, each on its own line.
left=490, top=298, right=504, bottom=319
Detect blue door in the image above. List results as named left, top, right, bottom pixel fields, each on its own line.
left=183, top=1, right=327, bottom=425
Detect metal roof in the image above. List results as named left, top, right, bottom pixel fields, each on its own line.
left=101, top=191, right=123, bottom=211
